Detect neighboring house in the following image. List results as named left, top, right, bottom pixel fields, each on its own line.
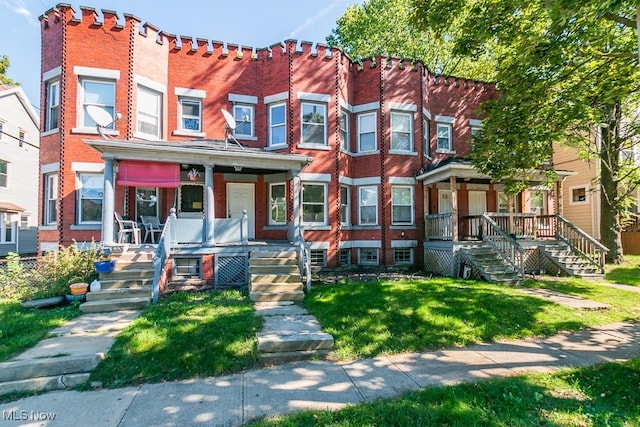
left=38, top=5, right=600, bottom=288
left=0, top=85, right=40, bottom=257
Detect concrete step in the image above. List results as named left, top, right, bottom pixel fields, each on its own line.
left=86, top=287, right=151, bottom=301
left=251, top=273, right=301, bottom=284
left=260, top=349, right=332, bottom=363
left=250, top=291, right=304, bottom=302
left=0, top=353, right=105, bottom=383
left=99, top=269, right=154, bottom=280
left=110, top=260, right=153, bottom=271
left=98, top=278, right=153, bottom=290
left=249, top=265, right=299, bottom=274
left=0, top=373, right=90, bottom=395
left=80, top=297, right=150, bottom=313
left=250, top=251, right=297, bottom=259
left=251, top=282, right=303, bottom=292
left=249, top=257, right=298, bottom=266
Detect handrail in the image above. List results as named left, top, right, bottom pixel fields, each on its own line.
left=151, top=210, right=175, bottom=303
left=296, top=226, right=312, bottom=293
left=555, top=214, right=608, bottom=273
left=480, top=213, right=525, bottom=278
left=424, top=213, right=453, bottom=240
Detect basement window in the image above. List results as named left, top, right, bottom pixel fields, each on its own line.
left=173, top=257, right=201, bottom=278
left=309, top=249, right=326, bottom=267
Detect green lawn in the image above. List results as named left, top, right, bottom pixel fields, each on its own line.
left=247, top=358, right=640, bottom=426
left=0, top=299, right=81, bottom=362
left=605, top=254, right=640, bottom=286
left=89, top=290, right=262, bottom=387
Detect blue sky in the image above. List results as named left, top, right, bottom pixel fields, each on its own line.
left=0, top=0, right=363, bottom=110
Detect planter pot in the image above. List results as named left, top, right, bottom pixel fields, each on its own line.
left=69, top=282, right=89, bottom=295
left=94, top=260, right=115, bottom=274
left=65, top=293, right=86, bottom=303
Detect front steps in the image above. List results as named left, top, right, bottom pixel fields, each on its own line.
left=249, top=251, right=304, bottom=302
left=80, top=248, right=153, bottom=313
left=461, top=244, right=521, bottom=285
left=540, top=243, right=604, bottom=278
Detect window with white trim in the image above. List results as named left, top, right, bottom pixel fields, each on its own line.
left=340, top=109, right=349, bottom=151
left=358, top=248, right=379, bottom=265
left=301, top=103, right=327, bottom=145
left=136, top=188, right=159, bottom=219
left=340, top=185, right=350, bottom=226
left=391, top=111, right=412, bottom=151
left=0, top=159, right=7, bottom=188
left=424, top=118, right=430, bottom=158
left=269, top=183, right=286, bottom=225
left=18, top=130, right=25, bottom=148
left=233, top=104, right=254, bottom=137
left=302, top=183, right=326, bottom=224
left=339, top=248, right=350, bottom=266
left=44, top=173, right=58, bottom=225
left=46, top=80, right=60, bottom=131
left=80, top=78, right=116, bottom=129
left=179, top=98, right=201, bottom=132
left=359, top=186, right=378, bottom=225
left=0, top=213, right=15, bottom=244
left=357, top=112, right=376, bottom=152
left=77, top=173, right=104, bottom=224
left=570, top=186, right=588, bottom=205
left=436, top=123, right=452, bottom=151
left=471, top=126, right=482, bottom=139
left=309, top=249, right=327, bottom=267
left=394, top=248, right=413, bottom=265
left=137, top=86, right=162, bottom=139
left=392, top=186, right=414, bottom=225
left=268, top=103, right=286, bottom=146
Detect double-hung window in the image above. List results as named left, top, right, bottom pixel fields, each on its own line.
left=302, top=183, right=326, bottom=224
left=301, top=103, right=327, bottom=145
left=233, top=104, right=254, bottom=137
left=358, top=186, right=378, bottom=225
left=44, top=173, right=58, bottom=225
left=357, top=112, right=376, bottom=152
left=424, top=118, right=430, bottom=158
left=0, top=159, right=7, bottom=188
left=340, top=185, right=350, bottom=226
left=137, top=86, right=162, bottom=139
left=269, top=103, right=286, bottom=146
left=81, top=79, right=116, bottom=129
left=390, top=111, right=413, bottom=151
left=179, top=98, right=201, bottom=132
left=340, top=110, right=349, bottom=151
left=46, top=80, right=60, bottom=131
left=77, top=173, right=104, bottom=224
left=392, top=186, right=414, bottom=225
left=436, top=123, right=452, bottom=151
left=269, top=183, right=286, bottom=225
left=0, top=213, right=15, bottom=244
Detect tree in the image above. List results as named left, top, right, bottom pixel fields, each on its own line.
left=0, top=55, right=17, bottom=85
left=411, top=0, right=640, bottom=263
left=326, top=0, right=496, bottom=81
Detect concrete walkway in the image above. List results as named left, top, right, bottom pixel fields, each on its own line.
left=1, top=321, right=639, bottom=426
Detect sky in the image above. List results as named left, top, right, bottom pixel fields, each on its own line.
left=0, top=0, right=364, bottom=110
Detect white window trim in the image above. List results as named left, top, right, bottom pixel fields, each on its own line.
left=175, top=97, right=204, bottom=136
left=300, top=102, right=328, bottom=147
left=0, top=213, right=16, bottom=244
left=268, top=102, right=287, bottom=147
left=391, top=185, right=415, bottom=225
left=0, top=159, right=8, bottom=189
left=569, top=185, right=589, bottom=205
left=390, top=110, right=414, bottom=154
left=393, top=247, right=414, bottom=265
left=340, top=109, right=350, bottom=152
left=44, top=173, right=58, bottom=226
left=357, top=111, right=377, bottom=153
left=340, top=185, right=350, bottom=226
left=265, top=91, right=289, bottom=104
left=175, top=87, right=206, bottom=98
left=436, top=122, right=454, bottom=153
left=422, top=107, right=432, bottom=120
left=358, top=248, right=379, bottom=265
left=72, top=76, right=119, bottom=136
left=135, top=85, right=163, bottom=140
left=228, top=93, right=258, bottom=104
left=268, top=182, right=287, bottom=225
left=301, top=182, right=328, bottom=225
left=298, top=92, right=331, bottom=103
left=76, top=171, right=104, bottom=225
left=44, top=79, right=60, bottom=133
left=358, top=185, right=378, bottom=226
left=231, top=103, right=256, bottom=140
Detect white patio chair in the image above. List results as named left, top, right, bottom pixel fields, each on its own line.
left=140, top=215, right=164, bottom=243
left=114, top=212, right=141, bottom=244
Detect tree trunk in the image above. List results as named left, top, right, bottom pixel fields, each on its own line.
left=600, top=103, right=624, bottom=264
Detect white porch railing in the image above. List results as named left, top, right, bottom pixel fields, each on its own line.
left=168, top=213, right=249, bottom=245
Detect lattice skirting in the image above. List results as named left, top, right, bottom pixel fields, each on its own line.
left=424, top=249, right=454, bottom=276
left=522, top=248, right=539, bottom=274
left=215, top=255, right=248, bottom=289
left=538, top=253, right=565, bottom=277
left=457, top=250, right=484, bottom=280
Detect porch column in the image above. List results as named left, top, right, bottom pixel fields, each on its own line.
left=204, top=163, right=215, bottom=247
left=450, top=176, right=458, bottom=242
left=556, top=178, right=564, bottom=216
left=289, top=171, right=302, bottom=244
left=102, top=157, right=115, bottom=245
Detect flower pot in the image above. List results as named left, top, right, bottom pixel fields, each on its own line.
left=69, top=282, right=89, bottom=295
left=66, top=293, right=86, bottom=303
left=94, top=260, right=115, bottom=274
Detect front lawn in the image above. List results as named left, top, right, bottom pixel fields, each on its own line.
left=0, top=299, right=81, bottom=362
left=606, top=254, right=640, bottom=286
left=89, top=290, right=261, bottom=387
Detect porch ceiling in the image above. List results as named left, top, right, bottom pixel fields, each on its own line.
left=84, top=138, right=314, bottom=173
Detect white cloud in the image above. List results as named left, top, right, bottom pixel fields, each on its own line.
left=1, top=0, right=38, bottom=27
left=287, top=0, right=345, bottom=40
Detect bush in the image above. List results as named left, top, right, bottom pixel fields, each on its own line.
left=0, top=243, right=103, bottom=301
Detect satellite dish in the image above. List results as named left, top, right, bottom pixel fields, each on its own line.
left=221, top=109, right=236, bottom=130
left=87, top=105, right=115, bottom=127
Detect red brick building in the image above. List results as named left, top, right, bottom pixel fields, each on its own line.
left=38, top=5, right=533, bottom=284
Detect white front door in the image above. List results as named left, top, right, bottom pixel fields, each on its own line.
left=227, top=183, right=255, bottom=239
left=468, top=191, right=487, bottom=215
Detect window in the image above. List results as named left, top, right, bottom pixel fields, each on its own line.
left=498, top=192, right=509, bottom=213
left=0, top=160, right=7, bottom=188
left=46, top=80, right=60, bottom=131
left=471, top=127, right=482, bottom=139
left=437, top=123, right=452, bottom=151
left=529, top=190, right=547, bottom=216
left=394, top=248, right=413, bottom=265
left=302, top=183, right=326, bottom=224
left=571, top=186, right=588, bottom=204
left=391, top=112, right=412, bottom=151
left=358, top=112, right=376, bottom=152
left=174, top=257, right=201, bottom=278
left=310, top=249, right=327, bottom=267
left=20, top=215, right=29, bottom=228
left=137, top=86, right=162, bottom=138
left=0, top=121, right=4, bottom=141
left=392, top=186, right=414, bottom=225
left=339, top=248, right=350, bottom=266
left=179, top=98, right=201, bottom=132
left=301, top=103, right=327, bottom=145
left=233, top=104, right=254, bottom=137
left=269, top=183, right=286, bottom=225
left=423, top=119, right=430, bottom=157
left=269, top=103, right=286, bottom=146
left=0, top=213, right=15, bottom=244
left=44, top=173, right=58, bottom=225
left=77, top=173, right=104, bottom=224
left=358, top=248, right=379, bottom=265
left=136, top=188, right=159, bottom=219
left=359, top=186, right=378, bottom=225
left=340, top=185, right=350, bottom=226
left=18, top=130, right=25, bottom=148
left=340, top=110, right=349, bottom=151
left=81, top=79, right=116, bottom=129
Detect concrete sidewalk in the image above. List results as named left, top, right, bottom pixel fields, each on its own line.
left=1, top=321, right=639, bottom=426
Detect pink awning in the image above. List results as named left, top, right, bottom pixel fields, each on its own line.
left=117, top=160, right=180, bottom=188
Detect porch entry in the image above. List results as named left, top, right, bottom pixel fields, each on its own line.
left=468, top=191, right=487, bottom=236
left=227, top=183, right=255, bottom=239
